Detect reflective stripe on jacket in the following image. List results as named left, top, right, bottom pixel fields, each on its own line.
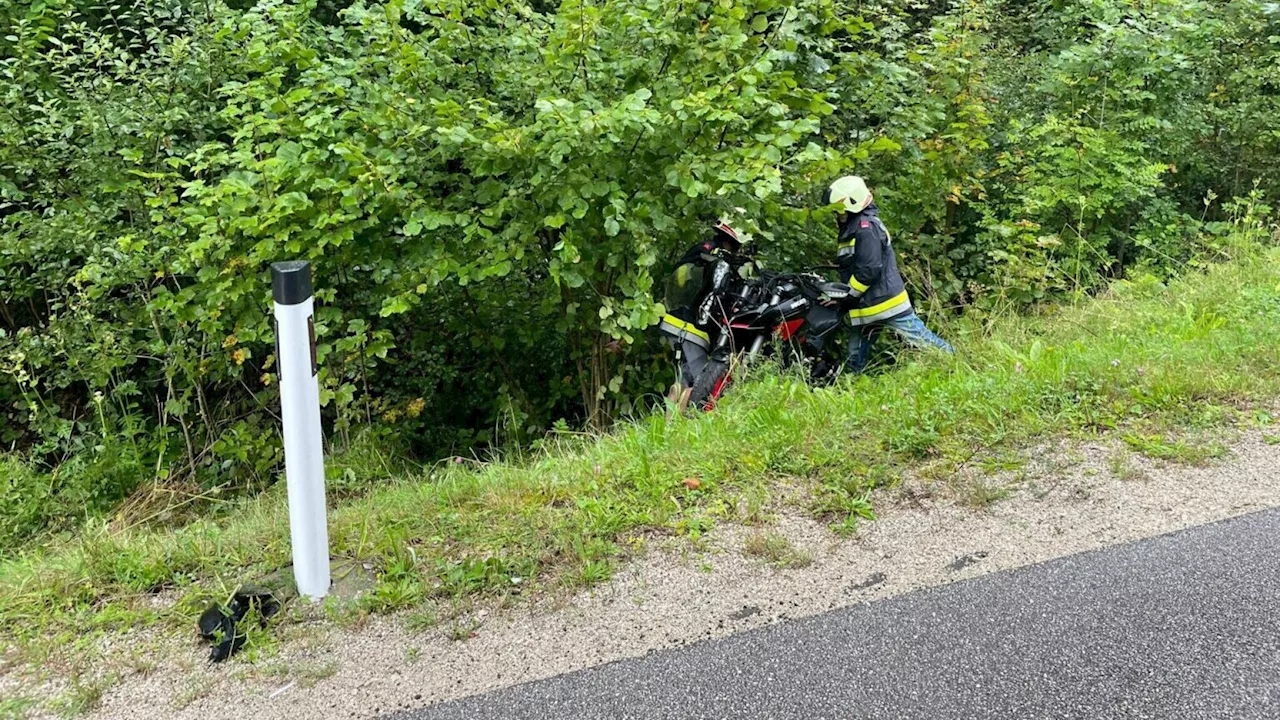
left=659, top=314, right=711, bottom=349
left=848, top=291, right=912, bottom=325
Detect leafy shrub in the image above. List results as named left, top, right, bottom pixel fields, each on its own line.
left=0, top=448, right=143, bottom=554
left=0, top=0, right=1277, bottom=539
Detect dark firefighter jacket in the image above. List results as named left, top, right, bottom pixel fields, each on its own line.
left=659, top=234, right=743, bottom=349
left=836, top=203, right=913, bottom=326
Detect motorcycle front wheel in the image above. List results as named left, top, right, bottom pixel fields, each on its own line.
left=689, top=358, right=731, bottom=410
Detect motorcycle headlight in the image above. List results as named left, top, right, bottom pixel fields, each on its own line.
left=712, top=260, right=731, bottom=289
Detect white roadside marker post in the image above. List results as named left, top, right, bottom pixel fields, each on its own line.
left=272, top=261, right=331, bottom=600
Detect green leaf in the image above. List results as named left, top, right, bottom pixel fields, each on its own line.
left=867, top=137, right=903, bottom=153
left=559, top=268, right=586, bottom=289
left=380, top=296, right=413, bottom=317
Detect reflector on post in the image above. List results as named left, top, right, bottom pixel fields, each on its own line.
left=272, top=261, right=330, bottom=600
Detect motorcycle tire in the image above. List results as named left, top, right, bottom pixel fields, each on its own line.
left=689, top=359, right=731, bottom=410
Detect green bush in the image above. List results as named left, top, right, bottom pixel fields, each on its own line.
left=0, top=0, right=1278, bottom=535
left=0, top=448, right=144, bottom=554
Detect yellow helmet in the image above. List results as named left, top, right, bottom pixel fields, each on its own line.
left=823, top=175, right=873, bottom=214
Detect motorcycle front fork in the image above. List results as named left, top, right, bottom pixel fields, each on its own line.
left=746, top=292, right=782, bottom=359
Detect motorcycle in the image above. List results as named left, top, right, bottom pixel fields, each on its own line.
left=688, top=268, right=857, bottom=410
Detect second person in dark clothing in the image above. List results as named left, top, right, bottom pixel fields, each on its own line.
left=822, top=175, right=953, bottom=374
left=659, top=219, right=755, bottom=387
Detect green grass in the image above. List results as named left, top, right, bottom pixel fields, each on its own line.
left=3, top=246, right=1280, bottom=669
left=50, top=673, right=115, bottom=718
left=293, top=659, right=338, bottom=688
left=742, top=532, right=814, bottom=569
left=405, top=608, right=439, bottom=633
left=1107, top=450, right=1149, bottom=482
left=959, top=478, right=1014, bottom=509
left=0, top=697, right=38, bottom=720
left=1121, top=432, right=1229, bottom=465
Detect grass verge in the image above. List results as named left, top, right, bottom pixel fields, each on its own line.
left=3, top=246, right=1280, bottom=674
left=743, top=532, right=813, bottom=569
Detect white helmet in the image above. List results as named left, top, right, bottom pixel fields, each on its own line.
left=823, top=176, right=873, bottom=214
left=712, top=219, right=741, bottom=243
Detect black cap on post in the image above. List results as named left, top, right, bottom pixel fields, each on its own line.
left=272, top=261, right=313, bottom=305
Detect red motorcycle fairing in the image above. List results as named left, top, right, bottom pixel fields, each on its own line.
left=776, top=318, right=806, bottom=341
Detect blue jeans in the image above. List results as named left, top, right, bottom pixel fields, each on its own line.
left=845, top=312, right=953, bottom=375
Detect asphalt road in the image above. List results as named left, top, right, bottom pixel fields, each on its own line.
left=391, top=509, right=1280, bottom=720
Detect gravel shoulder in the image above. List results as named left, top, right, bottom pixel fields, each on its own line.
left=12, top=433, right=1280, bottom=720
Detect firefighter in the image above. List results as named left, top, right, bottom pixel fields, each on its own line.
left=823, top=176, right=953, bottom=374
left=659, top=218, right=754, bottom=388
